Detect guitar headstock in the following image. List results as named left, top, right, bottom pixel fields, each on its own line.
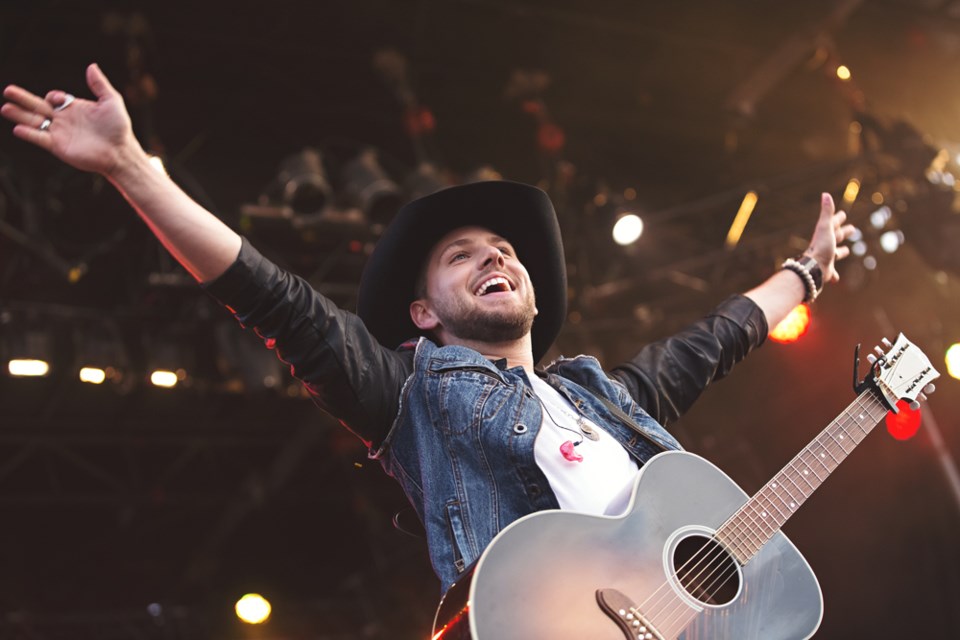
left=858, top=333, right=940, bottom=412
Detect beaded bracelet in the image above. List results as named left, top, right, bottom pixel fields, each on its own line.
left=781, top=255, right=824, bottom=303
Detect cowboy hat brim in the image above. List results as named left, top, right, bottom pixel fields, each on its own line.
left=357, top=181, right=566, bottom=363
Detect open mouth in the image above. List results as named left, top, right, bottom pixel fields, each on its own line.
left=474, top=276, right=515, bottom=297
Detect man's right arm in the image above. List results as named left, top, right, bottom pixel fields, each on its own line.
left=2, top=63, right=240, bottom=282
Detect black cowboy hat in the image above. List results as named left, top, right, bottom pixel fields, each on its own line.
left=357, top=181, right=567, bottom=362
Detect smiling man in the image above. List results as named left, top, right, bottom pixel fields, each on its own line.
left=3, top=65, right=854, bottom=597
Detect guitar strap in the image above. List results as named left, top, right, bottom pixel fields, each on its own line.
left=583, top=383, right=672, bottom=456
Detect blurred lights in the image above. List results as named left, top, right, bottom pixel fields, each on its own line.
left=842, top=178, right=860, bottom=205
left=946, top=343, right=960, bottom=380
left=146, top=154, right=168, bottom=176
left=869, top=206, right=892, bottom=229
left=612, top=213, right=644, bottom=246
left=725, top=190, right=758, bottom=249
left=79, top=367, right=107, bottom=384
left=235, top=593, right=272, bottom=625
left=879, top=230, right=905, bottom=253
left=863, top=255, right=878, bottom=270
left=851, top=240, right=868, bottom=257
left=836, top=65, right=852, bottom=81
left=768, top=304, right=810, bottom=344
left=885, top=398, right=921, bottom=441
left=8, top=359, right=50, bottom=377
left=150, top=369, right=182, bottom=388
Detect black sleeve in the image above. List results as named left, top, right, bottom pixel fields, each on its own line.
left=609, top=294, right=768, bottom=427
left=201, top=237, right=412, bottom=449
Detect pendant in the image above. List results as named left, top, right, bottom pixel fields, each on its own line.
left=579, top=423, right=600, bottom=441
left=559, top=440, right=584, bottom=463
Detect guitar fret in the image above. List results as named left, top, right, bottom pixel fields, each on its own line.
left=717, top=388, right=890, bottom=563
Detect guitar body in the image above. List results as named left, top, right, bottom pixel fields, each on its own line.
left=433, top=451, right=823, bottom=640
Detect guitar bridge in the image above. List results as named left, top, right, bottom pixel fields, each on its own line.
left=596, top=588, right=665, bottom=640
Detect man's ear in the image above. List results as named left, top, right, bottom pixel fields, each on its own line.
left=410, top=299, right=440, bottom=331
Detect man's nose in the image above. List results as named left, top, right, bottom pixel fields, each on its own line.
left=481, top=246, right=506, bottom=268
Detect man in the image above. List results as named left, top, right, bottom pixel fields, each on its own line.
left=3, top=65, right=853, bottom=595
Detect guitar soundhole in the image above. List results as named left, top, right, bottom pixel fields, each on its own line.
left=671, top=534, right=740, bottom=606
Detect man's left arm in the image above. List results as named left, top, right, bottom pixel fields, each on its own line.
left=611, top=193, right=855, bottom=426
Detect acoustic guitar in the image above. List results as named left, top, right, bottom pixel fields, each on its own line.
left=432, top=334, right=939, bottom=639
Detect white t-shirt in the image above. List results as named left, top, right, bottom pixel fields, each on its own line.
left=530, top=376, right=639, bottom=516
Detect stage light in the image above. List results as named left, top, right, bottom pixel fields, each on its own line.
left=235, top=593, right=271, bottom=625
left=836, top=65, right=852, bottom=81
left=885, top=398, right=921, bottom=440
left=79, top=367, right=107, bottom=384
left=4, top=328, right=55, bottom=377
left=8, top=359, right=50, bottom=377
left=146, top=154, right=168, bottom=176
left=150, top=369, right=181, bottom=388
left=725, top=190, right=758, bottom=249
left=879, top=230, right=904, bottom=253
left=842, top=178, right=860, bottom=205
left=768, top=304, right=810, bottom=344
left=945, top=343, right=960, bottom=380
left=277, top=148, right=331, bottom=215
left=863, top=255, right=877, bottom=270
left=612, top=213, right=644, bottom=246
left=869, top=206, right=892, bottom=229
left=341, top=148, right=402, bottom=227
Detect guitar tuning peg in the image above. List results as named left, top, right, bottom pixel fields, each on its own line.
left=924, top=383, right=936, bottom=395
left=918, top=392, right=928, bottom=402
left=873, top=346, right=885, bottom=358
left=909, top=400, right=921, bottom=411
left=881, top=337, right=893, bottom=348
left=867, top=354, right=878, bottom=364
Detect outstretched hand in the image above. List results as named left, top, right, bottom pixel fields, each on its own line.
left=2, top=63, right=138, bottom=177
left=805, top=193, right=857, bottom=285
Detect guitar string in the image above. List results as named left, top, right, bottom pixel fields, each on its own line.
left=653, top=394, right=886, bottom=636
left=645, top=394, right=883, bottom=637
left=633, top=393, right=885, bottom=637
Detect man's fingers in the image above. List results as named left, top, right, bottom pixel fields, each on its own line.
left=1, top=102, right=48, bottom=128
left=820, top=192, right=836, bottom=219
left=86, top=63, right=117, bottom=99
left=3, top=84, right=53, bottom=117
left=835, top=245, right=851, bottom=261
left=11, top=123, right=54, bottom=152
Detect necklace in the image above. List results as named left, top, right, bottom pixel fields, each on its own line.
left=533, top=384, right=600, bottom=463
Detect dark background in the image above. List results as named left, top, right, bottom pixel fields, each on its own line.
left=2, top=1, right=959, bottom=638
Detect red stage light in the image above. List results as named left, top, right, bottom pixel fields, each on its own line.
left=769, top=304, right=810, bottom=344
left=885, top=398, right=922, bottom=441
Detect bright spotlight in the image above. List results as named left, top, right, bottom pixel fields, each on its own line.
left=946, top=343, right=960, bottom=380
left=612, top=213, right=644, bottom=246
left=836, top=65, right=852, bottom=81
left=8, top=359, right=50, bottom=377
left=79, top=367, right=107, bottom=384
left=235, top=593, right=272, bottom=625
left=879, top=230, right=904, bottom=253
left=869, top=206, right=892, bottom=229
left=150, top=370, right=180, bottom=388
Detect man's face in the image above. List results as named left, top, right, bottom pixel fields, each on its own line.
left=410, top=226, right=537, bottom=345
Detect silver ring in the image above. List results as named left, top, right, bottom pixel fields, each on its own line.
left=53, top=93, right=75, bottom=112
left=39, top=118, right=52, bottom=132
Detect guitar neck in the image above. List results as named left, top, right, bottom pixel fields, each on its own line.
left=716, top=385, right=890, bottom=564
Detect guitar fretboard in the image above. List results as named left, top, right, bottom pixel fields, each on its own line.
left=716, top=386, right=890, bottom=564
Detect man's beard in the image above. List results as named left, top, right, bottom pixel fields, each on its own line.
left=431, top=291, right=536, bottom=344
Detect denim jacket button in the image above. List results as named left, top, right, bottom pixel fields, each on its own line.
left=528, top=484, right=541, bottom=497
left=513, top=423, right=528, bottom=434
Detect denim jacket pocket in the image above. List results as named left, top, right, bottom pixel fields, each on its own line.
left=444, top=499, right=473, bottom=574
left=428, top=364, right=508, bottom=436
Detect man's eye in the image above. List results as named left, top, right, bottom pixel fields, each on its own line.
left=498, top=246, right=513, bottom=256
left=450, top=252, right=468, bottom=262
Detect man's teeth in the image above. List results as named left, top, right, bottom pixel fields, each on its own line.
left=475, top=277, right=511, bottom=296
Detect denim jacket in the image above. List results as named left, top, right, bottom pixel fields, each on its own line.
left=204, top=239, right=768, bottom=593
